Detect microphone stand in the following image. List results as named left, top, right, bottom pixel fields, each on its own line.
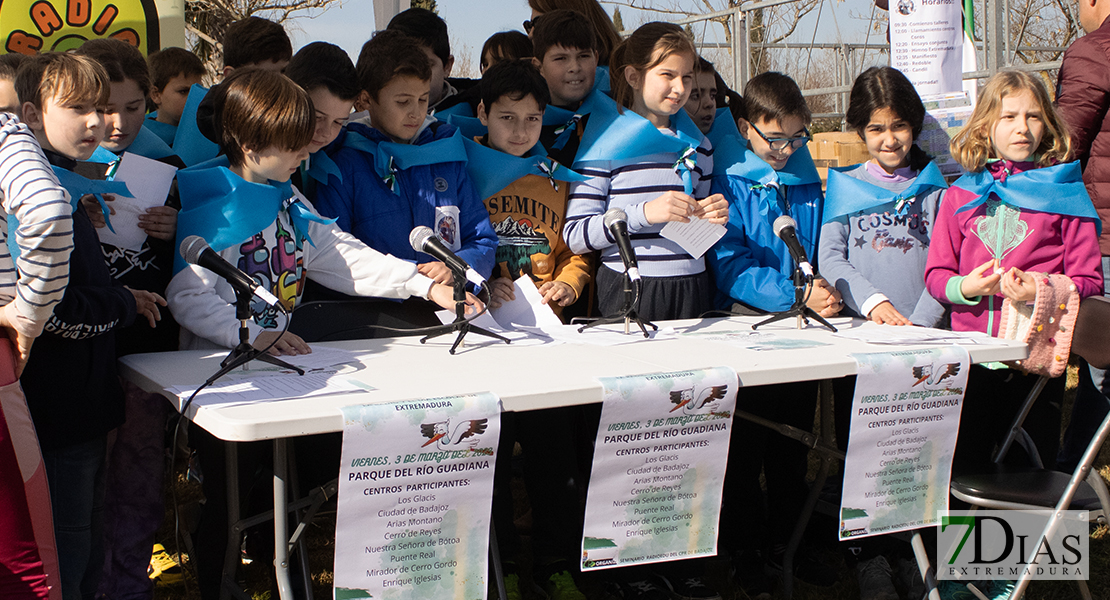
left=206, top=290, right=305, bottom=385
left=575, top=272, right=657, bottom=338
left=420, top=274, right=510, bottom=355
left=752, top=266, right=837, bottom=332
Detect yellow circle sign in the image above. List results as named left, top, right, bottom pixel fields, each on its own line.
left=1, top=0, right=160, bottom=55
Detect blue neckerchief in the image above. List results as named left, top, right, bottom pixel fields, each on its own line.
left=342, top=127, right=469, bottom=196
left=549, top=89, right=607, bottom=151
left=173, top=84, right=220, bottom=167
left=712, top=133, right=821, bottom=188
left=952, top=160, right=1101, bottom=234
left=303, top=150, right=343, bottom=185
left=435, top=102, right=474, bottom=120
left=6, top=166, right=129, bottom=259
left=51, top=166, right=129, bottom=232
left=705, top=107, right=740, bottom=151
left=88, top=145, right=116, bottom=164
left=594, top=65, right=611, bottom=93
left=461, top=138, right=588, bottom=198
left=823, top=162, right=947, bottom=222
left=173, top=156, right=336, bottom=274
left=444, top=114, right=487, bottom=140
left=573, top=94, right=705, bottom=194
left=127, top=125, right=177, bottom=161
left=144, top=113, right=177, bottom=147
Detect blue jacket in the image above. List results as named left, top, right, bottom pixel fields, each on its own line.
left=313, top=121, right=498, bottom=278
left=708, top=145, right=824, bottom=312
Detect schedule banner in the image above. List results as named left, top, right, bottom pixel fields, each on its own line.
left=581, top=367, right=737, bottom=570
left=334, top=393, right=501, bottom=600
left=890, top=0, right=965, bottom=95
left=839, top=346, right=968, bottom=540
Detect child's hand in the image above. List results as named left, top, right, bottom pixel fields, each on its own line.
left=0, top=304, right=33, bottom=377
left=644, top=191, right=699, bottom=225
left=418, top=261, right=454, bottom=285
left=693, top=193, right=729, bottom=225
left=125, top=287, right=167, bottom=329
left=538, top=280, right=576, bottom=306
left=806, top=278, right=842, bottom=317
left=960, top=259, right=1002, bottom=298
left=138, top=205, right=178, bottom=241
left=81, top=194, right=115, bottom=229
left=253, top=331, right=311, bottom=356
left=487, top=277, right=515, bottom=309
left=869, top=301, right=912, bottom=326
left=428, top=283, right=484, bottom=315
left=999, top=267, right=1037, bottom=302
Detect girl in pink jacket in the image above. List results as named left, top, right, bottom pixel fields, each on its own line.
left=925, top=70, right=1103, bottom=477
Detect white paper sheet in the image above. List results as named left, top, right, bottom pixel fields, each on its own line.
left=833, top=326, right=990, bottom=346
left=168, top=371, right=368, bottom=407
left=660, top=217, right=726, bottom=260
left=280, top=345, right=365, bottom=370
left=489, top=275, right=565, bottom=331
left=434, top=310, right=550, bottom=347
left=96, top=152, right=178, bottom=251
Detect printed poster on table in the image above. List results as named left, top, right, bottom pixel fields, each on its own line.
left=334, top=393, right=501, bottom=600
left=581, top=367, right=737, bottom=570
left=890, top=0, right=964, bottom=96
left=839, top=346, right=969, bottom=540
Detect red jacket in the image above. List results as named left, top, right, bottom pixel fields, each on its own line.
left=1057, top=15, right=1110, bottom=254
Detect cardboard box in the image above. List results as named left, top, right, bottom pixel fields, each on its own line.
left=808, top=132, right=868, bottom=168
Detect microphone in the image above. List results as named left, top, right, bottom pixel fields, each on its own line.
left=408, top=226, right=486, bottom=287
left=603, top=208, right=640, bottom=282
left=772, top=215, right=816, bottom=279
left=180, top=235, right=280, bottom=306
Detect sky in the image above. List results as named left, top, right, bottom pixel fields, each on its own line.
left=286, top=0, right=880, bottom=80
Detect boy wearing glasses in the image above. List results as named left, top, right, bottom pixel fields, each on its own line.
left=708, top=72, right=840, bottom=597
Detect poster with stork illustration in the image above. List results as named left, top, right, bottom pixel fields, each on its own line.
left=581, top=367, right=737, bottom=570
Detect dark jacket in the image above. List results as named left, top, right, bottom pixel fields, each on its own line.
left=1057, top=15, right=1110, bottom=254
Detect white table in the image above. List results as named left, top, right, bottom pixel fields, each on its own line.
left=120, top=316, right=1027, bottom=600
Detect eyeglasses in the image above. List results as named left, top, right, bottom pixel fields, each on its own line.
left=749, top=123, right=812, bottom=151
left=523, top=20, right=533, bottom=33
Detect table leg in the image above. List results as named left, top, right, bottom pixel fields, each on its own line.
left=274, top=439, right=293, bottom=600
left=221, top=442, right=241, bottom=600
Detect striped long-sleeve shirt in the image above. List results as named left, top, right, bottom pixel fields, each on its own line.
left=0, top=113, right=73, bottom=337
left=563, top=138, right=714, bottom=278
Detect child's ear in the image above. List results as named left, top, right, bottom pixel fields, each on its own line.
left=221, top=65, right=235, bottom=80
left=476, top=101, right=488, bottom=127
left=624, top=65, right=642, bottom=91
left=21, top=102, right=43, bottom=131
left=736, top=117, right=751, bottom=141
left=444, top=55, right=455, bottom=79
left=531, top=56, right=543, bottom=71
left=150, top=87, right=163, bottom=107
left=355, top=90, right=372, bottom=113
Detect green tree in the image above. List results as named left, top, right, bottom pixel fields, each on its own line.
left=612, top=7, right=625, bottom=32
left=411, top=0, right=438, bottom=13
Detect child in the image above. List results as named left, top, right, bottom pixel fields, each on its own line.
left=818, top=66, right=947, bottom=600
left=0, top=53, right=26, bottom=115
left=925, top=70, right=1103, bottom=474
left=386, top=8, right=462, bottom=112
left=474, top=59, right=591, bottom=313
left=527, top=0, right=622, bottom=66
left=145, top=47, right=205, bottom=146
left=166, top=68, right=473, bottom=597
left=707, top=72, right=838, bottom=596
left=530, top=9, right=606, bottom=163
left=819, top=66, right=946, bottom=327
left=75, top=37, right=186, bottom=600
left=564, top=22, right=726, bottom=322
left=314, top=30, right=497, bottom=287
left=468, top=58, right=592, bottom=600
left=0, top=96, right=73, bottom=600
left=683, top=57, right=719, bottom=135
left=16, top=51, right=165, bottom=600
left=284, top=41, right=358, bottom=201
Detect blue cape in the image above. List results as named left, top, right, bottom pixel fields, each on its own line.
left=712, top=133, right=821, bottom=188
left=173, top=156, right=334, bottom=274
left=952, top=161, right=1101, bottom=234
left=823, top=162, right=948, bottom=222
left=173, top=84, right=220, bottom=167
left=342, top=126, right=469, bottom=195
left=461, top=138, right=588, bottom=198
